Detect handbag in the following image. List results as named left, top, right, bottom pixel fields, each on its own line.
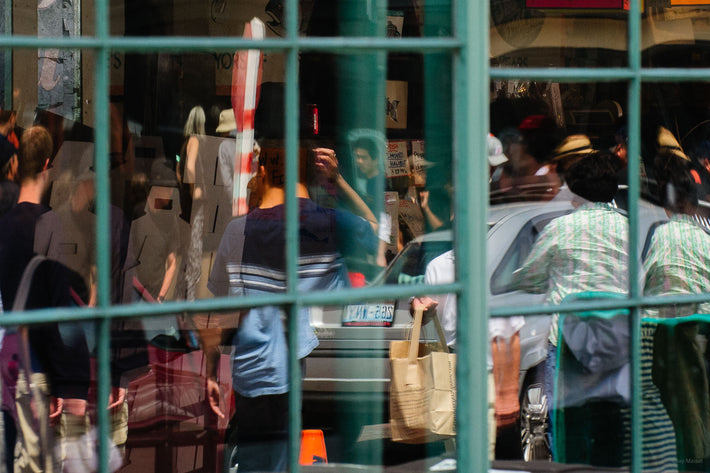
left=389, top=307, right=456, bottom=444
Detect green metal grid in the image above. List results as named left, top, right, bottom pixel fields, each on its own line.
left=1, top=0, right=709, bottom=471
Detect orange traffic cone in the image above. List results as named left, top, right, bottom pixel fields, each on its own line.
left=299, top=429, right=328, bottom=465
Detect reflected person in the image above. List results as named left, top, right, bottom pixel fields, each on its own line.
left=176, top=105, right=207, bottom=301
left=412, top=252, right=525, bottom=460
left=511, top=150, right=629, bottom=466
left=0, top=126, right=91, bottom=473
left=205, top=147, right=376, bottom=472
left=644, top=154, right=710, bottom=470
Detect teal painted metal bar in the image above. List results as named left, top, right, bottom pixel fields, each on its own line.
left=2, top=0, right=11, bottom=109
left=627, top=0, right=642, bottom=467
left=284, top=0, right=301, bottom=469
left=0, top=35, right=462, bottom=52
left=7, top=282, right=710, bottom=327
left=491, top=67, right=710, bottom=82
left=93, top=0, right=111, bottom=465
left=92, top=0, right=111, bottom=466
left=454, top=0, right=488, bottom=469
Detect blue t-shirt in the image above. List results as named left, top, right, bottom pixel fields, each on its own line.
left=208, top=199, right=373, bottom=397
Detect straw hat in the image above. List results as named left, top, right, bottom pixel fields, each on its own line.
left=216, top=109, right=237, bottom=133
left=657, top=126, right=689, bottom=161
left=551, top=135, right=594, bottom=162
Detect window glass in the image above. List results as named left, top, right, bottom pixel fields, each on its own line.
left=490, top=0, right=629, bottom=68
left=488, top=80, right=636, bottom=466
left=643, top=5, right=710, bottom=68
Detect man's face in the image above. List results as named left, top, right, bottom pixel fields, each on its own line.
left=505, top=142, right=528, bottom=174
left=354, top=147, right=378, bottom=178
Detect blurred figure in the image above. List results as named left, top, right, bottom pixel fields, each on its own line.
left=0, top=126, right=91, bottom=473
left=645, top=156, right=710, bottom=470
left=490, top=116, right=561, bottom=201
left=512, top=151, right=629, bottom=466
left=0, top=138, right=18, bottom=217
left=549, top=134, right=594, bottom=177
left=612, top=126, right=628, bottom=167
left=488, top=133, right=508, bottom=179
left=347, top=132, right=390, bottom=267
left=215, top=108, right=237, bottom=203
left=352, top=136, right=383, bottom=214
left=0, top=110, right=19, bottom=150
left=205, top=147, right=375, bottom=472
left=123, top=186, right=181, bottom=306
left=412, top=252, right=525, bottom=460
left=176, top=105, right=206, bottom=301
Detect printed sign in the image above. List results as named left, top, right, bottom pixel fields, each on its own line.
left=386, top=140, right=410, bottom=178
left=386, top=80, right=408, bottom=129
left=410, top=140, right=427, bottom=187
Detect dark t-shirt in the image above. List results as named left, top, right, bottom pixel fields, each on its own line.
left=0, top=179, right=19, bottom=218
left=0, top=202, right=90, bottom=399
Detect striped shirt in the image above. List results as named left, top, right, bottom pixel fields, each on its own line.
left=511, top=202, right=629, bottom=346
left=643, top=213, right=710, bottom=317
left=208, top=199, right=373, bottom=397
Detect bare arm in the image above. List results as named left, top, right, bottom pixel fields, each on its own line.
left=203, top=325, right=236, bottom=419
left=314, top=148, right=378, bottom=232
left=419, top=190, right=444, bottom=231
left=157, top=252, right=177, bottom=302
left=185, top=136, right=201, bottom=199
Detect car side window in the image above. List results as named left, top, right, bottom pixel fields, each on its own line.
left=490, top=211, right=571, bottom=295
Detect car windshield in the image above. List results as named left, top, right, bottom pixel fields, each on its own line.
left=381, top=239, right=453, bottom=286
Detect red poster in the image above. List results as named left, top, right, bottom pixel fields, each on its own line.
left=526, top=0, right=628, bottom=8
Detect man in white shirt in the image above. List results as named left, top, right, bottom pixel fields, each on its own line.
left=413, top=249, right=525, bottom=460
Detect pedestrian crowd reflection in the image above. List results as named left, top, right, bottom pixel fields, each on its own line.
left=5, top=104, right=710, bottom=473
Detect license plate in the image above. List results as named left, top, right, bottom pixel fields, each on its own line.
left=342, top=303, right=395, bottom=327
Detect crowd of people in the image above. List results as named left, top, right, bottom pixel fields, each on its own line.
left=0, top=104, right=394, bottom=473
left=456, top=114, right=710, bottom=470
left=1, top=101, right=710, bottom=473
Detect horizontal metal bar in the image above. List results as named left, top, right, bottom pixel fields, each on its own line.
left=491, top=292, right=710, bottom=317
left=6, top=284, right=710, bottom=325
left=0, top=282, right=464, bottom=325
left=491, top=68, right=637, bottom=81
left=636, top=68, right=710, bottom=82
left=0, top=35, right=461, bottom=53
left=492, top=67, right=710, bottom=82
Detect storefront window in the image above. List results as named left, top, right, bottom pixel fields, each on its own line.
left=2, top=0, right=709, bottom=470
left=490, top=0, right=710, bottom=472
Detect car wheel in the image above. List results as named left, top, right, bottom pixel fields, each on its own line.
left=520, top=383, right=551, bottom=461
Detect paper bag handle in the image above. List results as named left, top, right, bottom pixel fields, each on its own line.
left=406, top=307, right=424, bottom=386
left=408, top=307, right=424, bottom=364
left=432, top=315, right=449, bottom=354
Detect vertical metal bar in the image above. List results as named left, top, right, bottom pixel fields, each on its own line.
left=455, top=0, right=489, bottom=471
left=627, top=0, right=642, bottom=469
left=285, top=0, right=301, bottom=469
left=3, top=0, right=10, bottom=108
left=93, top=0, right=111, bottom=468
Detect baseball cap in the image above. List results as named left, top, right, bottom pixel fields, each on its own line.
left=487, top=134, right=508, bottom=167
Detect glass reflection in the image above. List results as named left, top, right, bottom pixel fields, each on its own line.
left=490, top=0, right=628, bottom=68
left=0, top=126, right=114, bottom=472
left=643, top=152, right=710, bottom=471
